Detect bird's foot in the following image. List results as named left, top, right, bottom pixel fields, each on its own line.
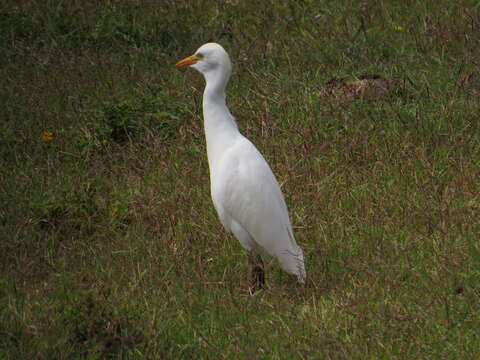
left=247, top=252, right=265, bottom=293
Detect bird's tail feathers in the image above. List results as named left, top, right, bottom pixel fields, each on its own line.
left=279, top=247, right=306, bottom=284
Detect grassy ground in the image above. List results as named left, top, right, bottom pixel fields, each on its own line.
left=1, top=0, right=480, bottom=358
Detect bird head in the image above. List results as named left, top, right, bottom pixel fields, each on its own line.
left=175, top=43, right=232, bottom=78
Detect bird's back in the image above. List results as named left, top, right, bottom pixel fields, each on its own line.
left=210, top=136, right=306, bottom=282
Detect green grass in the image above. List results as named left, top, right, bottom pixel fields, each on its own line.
left=1, top=0, right=480, bottom=358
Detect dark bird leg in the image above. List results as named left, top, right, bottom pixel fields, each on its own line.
left=247, top=252, right=265, bottom=292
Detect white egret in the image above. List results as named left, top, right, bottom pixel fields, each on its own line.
left=175, top=43, right=306, bottom=290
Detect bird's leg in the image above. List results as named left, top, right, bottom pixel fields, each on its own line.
left=247, top=252, right=265, bottom=292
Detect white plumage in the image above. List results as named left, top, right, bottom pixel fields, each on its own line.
left=176, top=43, right=306, bottom=287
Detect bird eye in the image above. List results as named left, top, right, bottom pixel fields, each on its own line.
left=196, top=52, right=204, bottom=59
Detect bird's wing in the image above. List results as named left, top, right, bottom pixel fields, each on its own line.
left=212, top=136, right=298, bottom=258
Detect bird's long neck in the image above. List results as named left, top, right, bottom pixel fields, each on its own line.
left=202, top=70, right=240, bottom=171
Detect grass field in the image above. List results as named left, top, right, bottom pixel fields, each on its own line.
left=1, top=0, right=480, bottom=358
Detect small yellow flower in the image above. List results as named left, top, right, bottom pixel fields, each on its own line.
left=42, top=131, right=54, bottom=142
left=393, top=26, right=405, bottom=31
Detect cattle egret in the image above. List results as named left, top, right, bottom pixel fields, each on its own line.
left=175, top=43, right=306, bottom=290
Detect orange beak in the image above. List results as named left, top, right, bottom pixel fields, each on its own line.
left=175, top=55, right=200, bottom=68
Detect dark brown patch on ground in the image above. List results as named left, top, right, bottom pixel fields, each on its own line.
left=320, top=74, right=397, bottom=100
